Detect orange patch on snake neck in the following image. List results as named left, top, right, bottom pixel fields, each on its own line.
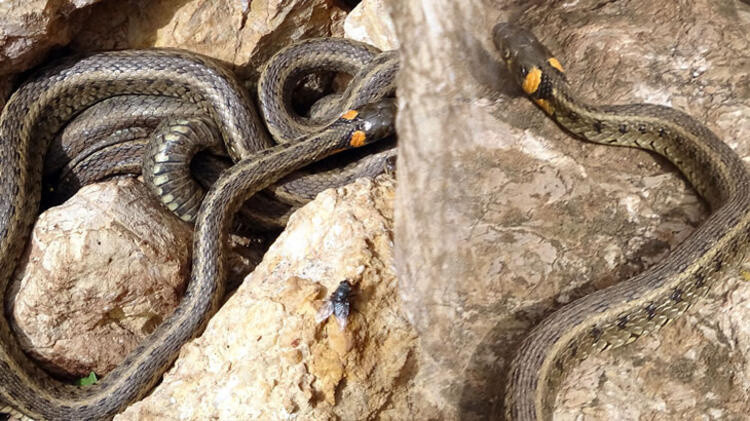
left=547, top=57, right=564, bottom=73
left=341, top=110, right=359, bottom=120
left=522, top=67, right=542, bottom=95
left=349, top=130, right=367, bottom=147
left=535, top=99, right=554, bottom=115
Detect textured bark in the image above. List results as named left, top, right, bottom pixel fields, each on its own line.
left=394, top=0, right=750, bottom=419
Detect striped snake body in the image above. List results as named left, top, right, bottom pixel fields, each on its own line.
left=494, top=23, right=750, bottom=420
left=256, top=38, right=398, bottom=205
left=46, top=96, right=297, bottom=229
left=47, top=39, right=398, bottom=226
left=0, top=46, right=397, bottom=419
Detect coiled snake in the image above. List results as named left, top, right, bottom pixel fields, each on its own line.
left=494, top=23, right=750, bottom=420
left=45, top=39, right=397, bottom=228
left=0, top=42, right=397, bottom=419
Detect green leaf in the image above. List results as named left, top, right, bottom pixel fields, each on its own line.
left=75, top=372, right=98, bottom=386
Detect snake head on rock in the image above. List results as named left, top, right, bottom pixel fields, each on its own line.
left=493, top=22, right=567, bottom=115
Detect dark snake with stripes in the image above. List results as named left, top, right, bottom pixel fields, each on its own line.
left=494, top=23, right=750, bottom=420
left=0, top=38, right=397, bottom=419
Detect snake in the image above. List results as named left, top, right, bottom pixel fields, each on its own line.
left=493, top=23, right=750, bottom=420
left=44, top=95, right=297, bottom=230
left=45, top=39, right=398, bottom=227
left=0, top=44, right=397, bottom=419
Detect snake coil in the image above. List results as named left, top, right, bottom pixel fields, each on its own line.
left=0, top=40, right=397, bottom=420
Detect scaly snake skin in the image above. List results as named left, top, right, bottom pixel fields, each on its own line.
left=46, top=39, right=397, bottom=226
left=494, top=23, right=750, bottom=420
left=45, top=95, right=296, bottom=230
left=0, top=46, right=396, bottom=419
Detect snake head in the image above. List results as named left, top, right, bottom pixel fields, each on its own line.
left=492, top=23, right=566, bottom=100
left=339, top=98, right=397, bottom=149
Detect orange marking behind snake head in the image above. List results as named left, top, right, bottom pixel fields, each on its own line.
left=547, top=57, right=564, bottom=73
left=522, top=67, right=542, bottom=95
left=341, top=110, right=359, bottom=120
left=534, top=99, right=554, bottom=115
left=349, top=130, right=367, bottom=147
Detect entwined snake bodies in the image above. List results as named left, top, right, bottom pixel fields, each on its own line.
left=3, top=20, right=740, bottom=421
left=0, top=41, right=397, bottom=419
left=47, top=39, right=398, bottom=227
left=494, top=23, right=750, bottom=420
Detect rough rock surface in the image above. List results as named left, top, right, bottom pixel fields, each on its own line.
left=7, top=179, right=193, bottom=378
left=344, top=0, right=399, bottom=51
left=115, top=177, right=417, bottom=421
left=1, top=0, right=349, bottom=95
left=394, top=0, right=750, bottom=419
left=1, top=0, right=356, bottom=382
left=0, top=0, right=100, bottom=78
left=70, top=0, right=348, bottom=79
left=7, top=174, right=262, bottom=381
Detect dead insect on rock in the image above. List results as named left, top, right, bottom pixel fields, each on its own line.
left=316, top=280, right=354, bottom=330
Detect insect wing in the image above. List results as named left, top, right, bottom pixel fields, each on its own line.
left=333, top=300, right=351, bottom=330
left=315, top=300, right=334, bottom=324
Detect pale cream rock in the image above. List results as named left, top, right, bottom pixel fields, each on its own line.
left=344, top=0, right=399, bottom=51
left=71, top=0, right=349, bottom=77
left=8, top=178, right=193, bottom=378
left=116, top=177, right=419, bottom=420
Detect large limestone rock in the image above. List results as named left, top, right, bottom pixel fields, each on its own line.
left=393, top=0, right=750, bottom=419
left=0, top=0, right=349, bottom=82
left=344, top=0, right=399, bottom=51
left=7, top=176, right=264, bottom=380
left=115, top=177, right=418, bottom=420
left=8, top=179, right=193, bottom=378
left=0, top=0, right=101, bottom=77
left=70, top=0, right=349, bottom=78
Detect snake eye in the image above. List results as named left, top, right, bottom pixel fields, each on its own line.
left=502, top=48, right=511, bottom=60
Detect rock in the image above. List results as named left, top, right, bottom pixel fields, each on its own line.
left=0, top=0, right=350, bottom=83
left=70, top=0, right=349, bottom=79
left=393, top=0, right=750, bottom=419
left=344, top=0, right=399, bottom=51
left=7, top=178, right=193, bottom=378
left=0, top=0, right=100, bottom=77
left=115, top=176, right=419, bottom=420
left=7, top=176, right=264, bottom=379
